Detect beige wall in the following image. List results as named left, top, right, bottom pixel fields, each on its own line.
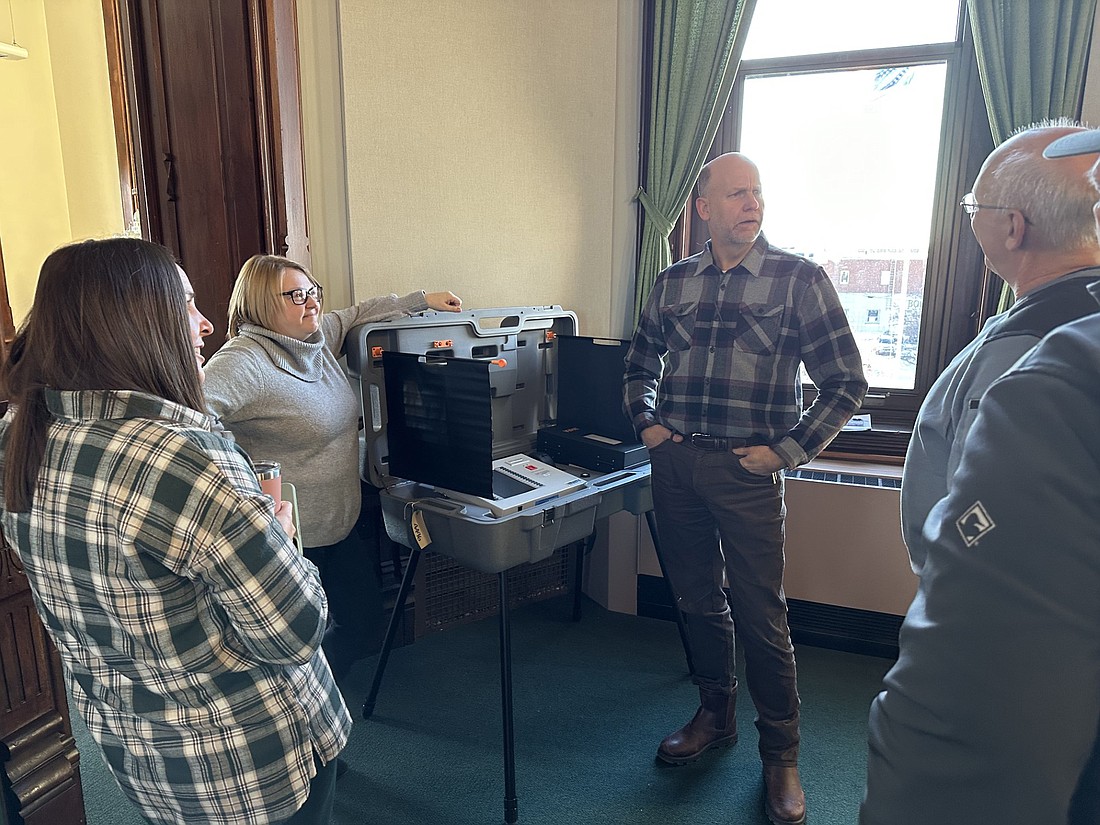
left=0, top=0, right=122, bottom=324
left=319, top=0, right=640, bottom=338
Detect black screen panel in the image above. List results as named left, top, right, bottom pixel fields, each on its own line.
left=556, top=335, right=637, bottom=442
left=382, top=351, right=494, bottom=496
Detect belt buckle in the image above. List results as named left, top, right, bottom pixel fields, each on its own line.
left=690, top=433, right=721, bottom=450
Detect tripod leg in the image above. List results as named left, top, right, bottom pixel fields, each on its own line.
left=644, top=510, right=695, bottom=677
left=572, top=533, right=595, bottom=622
left=362, top=546, right=421, bottom=719
left=499, top=572, right=519, bottom=824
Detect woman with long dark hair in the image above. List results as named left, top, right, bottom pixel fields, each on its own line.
left=0, top=238, right=350, bottom=825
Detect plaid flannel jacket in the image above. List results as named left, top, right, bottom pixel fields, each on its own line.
left=0, top=389, right=351, bottom=825
left=624, top=236, right=867, bottom=468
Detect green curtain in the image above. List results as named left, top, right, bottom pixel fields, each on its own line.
left=966, top=0, right=1098, bottom=311
left=632, top=0, right=757, bottom=324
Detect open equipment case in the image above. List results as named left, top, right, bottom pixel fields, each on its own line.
left=344, top=306, right=656, bottom=825
left=346, top=305, right=652, bottom=574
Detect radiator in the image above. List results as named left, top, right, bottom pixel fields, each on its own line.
left=783, top=460, right=917, bottom=616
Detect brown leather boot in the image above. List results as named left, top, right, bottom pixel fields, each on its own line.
left=763, top=764, right=806, bottom=825
left=656, top=687, right=737, bottom=765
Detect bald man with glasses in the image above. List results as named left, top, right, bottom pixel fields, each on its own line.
left=860, top=125, right=1100, bottom=825
left=900, top=119, right=1100, bottom=575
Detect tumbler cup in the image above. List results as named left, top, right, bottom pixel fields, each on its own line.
left=254, top=460, right=282, bottom=501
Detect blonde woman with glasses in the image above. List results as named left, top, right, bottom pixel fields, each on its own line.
left=204, top=255, right=461, bottom=681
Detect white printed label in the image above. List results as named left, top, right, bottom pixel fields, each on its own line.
left=411, top=510, right=432, bottom=549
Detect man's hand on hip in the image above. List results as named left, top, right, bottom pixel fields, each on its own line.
left=733, top=445, right=787, bottom=475
left=641, top=424, right=683, bottom=450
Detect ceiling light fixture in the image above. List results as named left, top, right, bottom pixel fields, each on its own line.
left=0, top=40, right=28, bottom=60
left=0, top=0, right=27, bottom=61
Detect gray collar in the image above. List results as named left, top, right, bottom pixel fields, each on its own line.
left=238, top=323, right=326, bottom=382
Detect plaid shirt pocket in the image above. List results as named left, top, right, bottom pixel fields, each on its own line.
left=660, top=302, right=699, bottom=351
left=734, top=304, right=785, bottom=354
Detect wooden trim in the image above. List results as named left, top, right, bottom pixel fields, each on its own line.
left=249, top=0, right=278, bottom=257
left=0, top=238, right=15, bottom=350
left=633, top=0, right=655, bottom=275
left=114, top=0, right=175, bottom=250
left=101, top=0, right=139, bottom=233
left=249, top=0, right=309, bottom=264
left=817, top=450, right=905, bottom=467
left=668, top=198, right=693, bottom=263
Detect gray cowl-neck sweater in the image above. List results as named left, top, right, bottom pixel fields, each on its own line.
left=203, top=292, right=428, bottom=547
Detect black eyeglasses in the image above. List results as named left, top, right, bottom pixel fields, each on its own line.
left=959, top=192, right=1021, bottom=217
left=279, top=285, right=323, bottom=305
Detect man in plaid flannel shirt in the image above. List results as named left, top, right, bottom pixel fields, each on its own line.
left=624, top=153, right=866, bottom=825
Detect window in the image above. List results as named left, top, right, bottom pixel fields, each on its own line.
left=682, top=0, right=995, bottom=450
left=740, top=0, right=960, bottom=59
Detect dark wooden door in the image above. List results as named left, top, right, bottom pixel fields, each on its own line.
left=0, top=518, right=86, bottom=825
left=109, top=0, right=309, bottom=349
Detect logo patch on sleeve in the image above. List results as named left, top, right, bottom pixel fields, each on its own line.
left=956, top=501, right=995, bottom=546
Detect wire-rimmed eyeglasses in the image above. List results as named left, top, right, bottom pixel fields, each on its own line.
left=959, top=192, right=1020, bottom=217
left=279, top=285, right=323, bottom=305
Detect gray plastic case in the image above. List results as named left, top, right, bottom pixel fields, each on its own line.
left=345, top=306, right=650, bottom=574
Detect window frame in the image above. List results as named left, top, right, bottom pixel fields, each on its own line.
left=666, top=6, right=999, bottom=455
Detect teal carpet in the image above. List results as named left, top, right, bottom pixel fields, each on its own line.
left=75, top=597, right=891, bottom=824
